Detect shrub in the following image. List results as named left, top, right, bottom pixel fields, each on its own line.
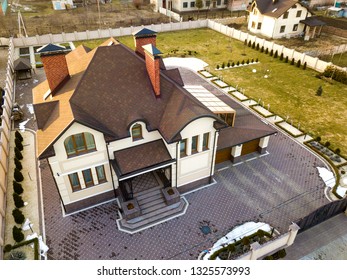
left=296, top=59, right=301, bottom=68
left=12, top=226, right=24, bottom=243
left=3, top=244, right=12, bottom=253
left=335, top=148, right=341, bottom=155
left=15, top=158, right=22, bottom=171
left=246, top=59, right=250, bottom=64
left=231, top=62, right=235, bottom=67
left=15, top=138, right=23, bottom=151
left=14, top=168, right=24, bottom=182
left=264, top=255, right=274, bottom=260
left=227, top=62, right=230, bottom=67
left=255, top=58, right=258, bottom=62
left=285, top=56, right=289, bottom=63
left=260, top=46, right=264, bottom=53
left=270, top=49, right=273, bottom=56
left=13, top=181, right=23, bottom=195
left=256, top=43, right=260, bottom=50
left=303, top=62, right=307, bottom=70
left=280, top=53, right=284, bottom=60
left=12, top=209, right=25, bottom=224
left=252, top=42, right=255, bottom=49
left=265, top=48, right=268, bottom=54
left=316, top=136, right=321, bottom=142
left=241, top=59, right=245, bottom=65
left=15, top=131, right=23, bottom=142
left=242, top=237, right=250, bottom=246
left=216, top=64, right=220, bottom=69
left=274, top=50, right=278, bottom=58
left=316, top=85, right=323, bottom=96
left=15, top=147, right=23, bottom=160
left=222, top=62, right=225, bottom=69
left=278, top=249, right=287, bottom=259
left=323, top=65, right=347, bottom=84
left=251, top=58, right=254, bottom=63
left=227, top=243, right=235, bottom=252
left=248, top=41, right=252, bottom=47
left=13, top=193, right=24, bottom=208
left=236, top=61, right=240, bottom=66
left=325, top=141, right=331, bottom=148
left=291, top=58, right=295, bottom=65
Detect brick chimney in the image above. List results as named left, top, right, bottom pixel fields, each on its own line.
left=143, top=44, right=162, bottom=98
left=133, top=28, right=157, bottom=58
left=38, top=44, right=70, bottom=95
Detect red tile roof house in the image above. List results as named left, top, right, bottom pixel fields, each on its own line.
left=33, top=29, right=275, bottom=232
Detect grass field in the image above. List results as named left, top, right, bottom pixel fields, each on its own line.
left=76, top=28, right=347, bottom=156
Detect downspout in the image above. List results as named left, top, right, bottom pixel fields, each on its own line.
left=106, top=143, right=117, bottom=199
left=209, top=129, right=219, bottom=184
left=47, top=159, right=67, bottom=214
left=176, top=142, right=179, bottom=188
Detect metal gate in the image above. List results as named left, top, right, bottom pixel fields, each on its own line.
left=295, top=198, right=347, bottom=233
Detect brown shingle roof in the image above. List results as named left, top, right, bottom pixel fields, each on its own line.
left=112, top=139, right=174, bottom=177
left=255, top=0, right=299, bottom=18
left=14, top=58, right=32, bottom=71
left=33, top=100, right=59, bottom=129
left=34, top=39, right=224, bottom=158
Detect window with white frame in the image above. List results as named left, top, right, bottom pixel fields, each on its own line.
left=183, top=2, right=188, bottom=8
left=280, top=25, right=285, bottom=33
left=64, top=132, right=96, bottom=157
left=190, top=1, right=195, bottom=7
left=296, top=10, right=302, bottom=17
left=82, top=169, right=94, bottom=188
left=202, top=132, right=209, bottom=150
left=69, top=173, right=81, bottom=192
left=96, top=165, right=107, bottom=183
left=293, top=24, right=298, bottom=31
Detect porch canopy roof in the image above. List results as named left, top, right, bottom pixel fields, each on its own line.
left=300, top=17, right=326, bottom=27
left=112, top=139, right=175, bottom=180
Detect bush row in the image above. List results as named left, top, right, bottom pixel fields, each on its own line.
left=245, top=39, right=307, bottom=70
left=12, top=131, right=26, bottom=243
left=217, top=58, right=259, bottom=69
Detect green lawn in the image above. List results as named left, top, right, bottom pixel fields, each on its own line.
left=76, top=28, right=347, bottom=156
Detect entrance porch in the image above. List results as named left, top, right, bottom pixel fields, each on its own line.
left=111, top=139, right=189, bottom=233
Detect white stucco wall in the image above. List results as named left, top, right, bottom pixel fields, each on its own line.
left=48, top=122, right=114, bottom=206
left=248, top=4, right=310, bottom=39
left=177, top=117, right=217, bottom=187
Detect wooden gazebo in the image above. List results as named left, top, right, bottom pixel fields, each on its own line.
left=14, top=58, right=32, bottom=80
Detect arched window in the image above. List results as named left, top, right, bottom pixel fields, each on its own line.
left=64, top=132, right=96, bottom=157
left=131, top=124, right=143, bottom=141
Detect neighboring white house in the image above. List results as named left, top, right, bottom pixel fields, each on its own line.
left=247, top=0, right=312, bottom=38
left=151, top=0, right=247, bottom=13
left=33, top=29, right=274, bottom=232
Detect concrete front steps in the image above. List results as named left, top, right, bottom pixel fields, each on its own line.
left=117, top=186, right=189, bottom=234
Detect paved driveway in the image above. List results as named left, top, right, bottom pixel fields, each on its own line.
left=40, top=129, right=329, bottom=260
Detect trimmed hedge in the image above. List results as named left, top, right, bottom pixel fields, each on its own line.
left=14, top=168, right=24, bottom=182
left=13, top=193, right=24, bottom=208
left=12, top=226, right=24, bottom=243
left=15, top=138, right=23, bottom=151
left=14, top=158, right=22, bottom=171
left=15, top=131, right=23, bottom=142
left=15, top=147, right=23, bottom=160
left=12, top=208, right=25, bottom=224
left=13, top=181, right=23, bottom=195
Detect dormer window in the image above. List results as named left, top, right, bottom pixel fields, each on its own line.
left=64, top=132, right=96, bottom=157
left=132, top=124, right=143, bottom=141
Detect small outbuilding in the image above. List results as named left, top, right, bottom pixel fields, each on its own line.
left=14, top=58, right=33, bottom=80
left=300, top=16, right=326, bottom=41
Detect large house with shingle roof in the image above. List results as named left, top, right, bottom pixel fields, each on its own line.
left=247, top=0, right=312, bottom=38
left=33, top=28, right=275, bottom=232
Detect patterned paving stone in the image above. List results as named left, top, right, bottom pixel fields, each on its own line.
left=37, top=67, right=330, bottom=260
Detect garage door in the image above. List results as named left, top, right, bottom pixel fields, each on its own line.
left=215, top=148, right=231, bottom=164
left=241, top=139, right=260, bottom=156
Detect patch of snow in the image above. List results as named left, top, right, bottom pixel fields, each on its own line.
left=163, top=57, right=208, bottom=72
left=22, top=218, right=33, bottom=231
left=336, top=186, right=347, bottom=197
left=26, top=104, right=34, bottom=114
left=317, top=167, right=335, bottom=187
left=19, top=119, right=29, bottom=131
left=201, top=222, right=272, bottom=260
left=33, top=79, right=39, bottom=84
